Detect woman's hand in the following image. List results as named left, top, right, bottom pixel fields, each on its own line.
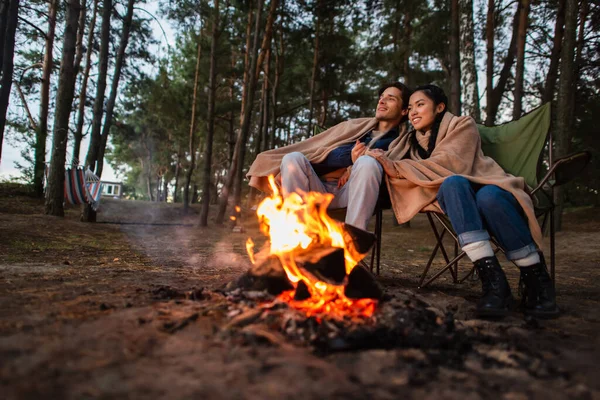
left=367, top=149, right=400, bottom=178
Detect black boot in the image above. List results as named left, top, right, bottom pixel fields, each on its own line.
left=519, top=256, right=560, bottom=319
left=474, top=256, right=513, bottom=317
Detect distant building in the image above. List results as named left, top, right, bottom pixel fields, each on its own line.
left=101, top=181, right=123, bottom=198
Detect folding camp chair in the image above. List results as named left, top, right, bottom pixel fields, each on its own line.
left=418, top=103, right=591, bottom=288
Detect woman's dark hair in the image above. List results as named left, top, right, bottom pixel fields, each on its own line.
left=377, top=82, right=413, bottom=123
left=410, top=84, right=448, bottom=158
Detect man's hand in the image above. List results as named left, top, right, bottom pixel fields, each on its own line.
left=338, top=168, right=351, bottom=188
left=367, top=149, right=400, bottom=178
left=351, top=140, right=367, bottom=163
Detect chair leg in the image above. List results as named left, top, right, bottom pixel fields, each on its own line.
left=550, top=208, right=556, bottom=285
left=376, top=208, right=382, bottom=275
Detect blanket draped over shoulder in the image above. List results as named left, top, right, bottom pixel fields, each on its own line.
left=246, top=112, right=542, bottom=248
left=247, top=118, right=380, bottom=192
left=385, top=112, right=543, bottom=248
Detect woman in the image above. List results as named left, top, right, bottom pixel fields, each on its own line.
left=368, top=84, right=558, bottom=319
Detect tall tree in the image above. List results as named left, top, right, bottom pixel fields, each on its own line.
left=553, top=0, right=579, bottom=230
left=513, top=0, right=530, bottom=119
left=485, top=4, right=520, bottom=125
left=34, top=0, right=58, bottom=197
left=95, top=0, right=136, bottom=178
left=459, top=0, right=480, bottom=120
left=542, top=0, right=565, bottom=103
left=84, top=0, right=111, bottom=172
left=449, top=0, right=461, bottom=114
left=215, top=0, right=264, bottom=224
left=307, top=0, right=321, bottom=136
left=183, top=38, right=202, bottom=213
left=45, top=0, right=81, bottom=216
left=200, top=0, right=220, bottom=226
left=0, top=0, right=19, bottom=164
left=73, top=0, right=99, bottom=165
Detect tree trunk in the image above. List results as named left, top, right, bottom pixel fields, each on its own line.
left=542, top=0, right=565, bottom=103
left=459, top=0, right=480, bottom=121
left=34, top=0, right=58, bottom=198
left=73, top=0, right=98, bottom=166
left=513, top=0, right=530, bottom=119
left=215, top=0, right=264, bottom=225
left=270, top=12, right=284, bottom=149
left=0, top=0, right=10, bottom=72
left=199, top=0, right=220, bottom=227
left=553, top=0, right=578, bottom=231
left=0, top=0, right=19, bottom=165
left=84, top=0, right=111, bottom=172
left=173, top=145, right=182, bottom=203
left=449, top=0, right=461, bottom=115
left=307, top=0, right=320, bottom=137
left=485, top=4, right=520, bottom=125
left=254, top=0, right=278, bottom=81
left=96, top=0, right=135, bottom=178
left=485, top=0, right=494, bottom=122
left=261, top=49, right=271, bottom=152
left=183, top=39, right=202, bottom=213
left=401, top=8, right=412, bottom=86
left=45, top=0, right=81, bottom=216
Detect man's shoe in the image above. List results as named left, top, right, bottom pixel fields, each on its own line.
left=474, top=256, right=513, bottom=317
left=519, top=256, right=560, bottom=319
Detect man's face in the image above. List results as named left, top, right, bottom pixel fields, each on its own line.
left=375, top=86, right=406, bottom=122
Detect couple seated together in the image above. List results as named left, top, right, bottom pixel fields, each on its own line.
left=247, top=82, right=558, bottom=320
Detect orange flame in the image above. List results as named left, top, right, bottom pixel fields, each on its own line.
left=248, top=176, right=377, bottom=319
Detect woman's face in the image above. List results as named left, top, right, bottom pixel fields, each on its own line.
left=408, top=91, right=446, bottom=132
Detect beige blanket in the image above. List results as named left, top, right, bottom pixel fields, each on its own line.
left=385, top=112, right=543, bottom=248
left=247, top=118, right=380, bottom=191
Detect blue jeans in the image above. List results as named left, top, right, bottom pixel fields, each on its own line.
left=437, top=176, right=538, bottom=260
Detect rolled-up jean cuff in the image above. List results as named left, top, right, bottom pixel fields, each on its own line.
left=458, top=230, right=491, bottom=248
left=505, top=243, right=538, bottom=261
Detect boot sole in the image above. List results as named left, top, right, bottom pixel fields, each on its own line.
left=524, top=308, right=560, bottom=319
left=476, top=308, right=511, bottom=318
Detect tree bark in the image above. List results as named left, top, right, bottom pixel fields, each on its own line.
left=485, top=0, right=494, bottom=122
left=215, top=0, right=264, bottom=225
left=0, top=0, right=10, bottom=73
left=45, top=0, right=81, bottom=216
left=0, top=0, right=19, bottom=165
left=513, top=0, right=530, bottom=119
left=183, top=39, right=202, bottom=213
left=485, top=4, right=520, bottom=125
left=459, top=0, right=480, bottom=120
left=199, top=0, right=220, bottom=227
left=449, top=0, right=461, bottom=115
left=542, top=0, right=565, bottom=103
left=307, top=0, right=320, bottom=137
left=553, top=0, right=578, bottom=230
left=73, top=0, right=98, bottom=166
left=34, top=0, right=58, bottom=198
left=96, top=0, right=135, bottom=178
left=84, top=0, right=111, bottom=172
left=173, top=144, right=182, bottom=203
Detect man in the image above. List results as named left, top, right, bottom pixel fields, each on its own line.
left=246, top=82, right=412, bottom=231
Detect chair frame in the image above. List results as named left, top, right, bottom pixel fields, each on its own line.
left=418, top=109, right=591, bottom=288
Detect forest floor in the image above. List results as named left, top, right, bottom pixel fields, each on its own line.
left=1, top=183, right=599, bottom=399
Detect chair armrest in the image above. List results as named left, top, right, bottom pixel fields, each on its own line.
left=531, top=151, right=591, bottom=195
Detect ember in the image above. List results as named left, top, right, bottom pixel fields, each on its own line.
left=246, top=176, right=379, bottom=319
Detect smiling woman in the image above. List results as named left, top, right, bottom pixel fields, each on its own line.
left=368, top=84, right=559, bottom=320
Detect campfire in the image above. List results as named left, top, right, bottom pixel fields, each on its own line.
left=246, top=176, right=379, bottom=320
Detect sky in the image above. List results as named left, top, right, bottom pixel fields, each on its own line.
left=0, top=1, right=176, bottom=183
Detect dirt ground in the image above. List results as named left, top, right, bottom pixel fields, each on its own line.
left=1, top=184, right=599, bottom=399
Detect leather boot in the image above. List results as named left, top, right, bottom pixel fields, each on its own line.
left=474, top=256, right=513, bottom=317
left=519, top=256, right=560, bottom=319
